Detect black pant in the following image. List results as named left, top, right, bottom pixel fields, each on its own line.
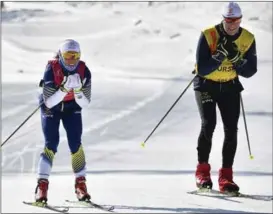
left=195, top=90, right=241, bottom=168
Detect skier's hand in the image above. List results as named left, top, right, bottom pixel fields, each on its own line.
left=212, top=37, right=228, bottom=62
left=223, top=41, right=247, bottom=69
left=69, top=73, right=83, bottom=93
left=224, top=41, right=239, bottom=61
left=60, top=76, right=72, bottom=93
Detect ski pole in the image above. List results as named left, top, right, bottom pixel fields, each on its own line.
left=240, top=93, right=254, bottom=160
left=1, top=103, right=42, bottom=148
left=141, top=76, right=194, bottom=147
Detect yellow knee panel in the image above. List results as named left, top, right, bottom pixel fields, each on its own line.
left=71, top=145, right=86, bottom=173
left=43, top=147, right=55, bottom=163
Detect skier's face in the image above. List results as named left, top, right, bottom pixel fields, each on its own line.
left=61, top=51, right=80, bottom=66
left=223, top=17, right=242, bottom=36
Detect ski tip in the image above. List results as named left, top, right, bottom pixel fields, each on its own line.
left=63, top=208, right=70, bottom=212
left=250, top=155, right=254, bottom=160
left=141, top=142, right=145, bottom=148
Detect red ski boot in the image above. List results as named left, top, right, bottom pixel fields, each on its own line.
left=195, top=163, right=213, bottom=189
left=75, top=176, right=91, bottom=201
left=35, top=179, right=49, bottom=202
left=218, top=168, right=239, bottom=193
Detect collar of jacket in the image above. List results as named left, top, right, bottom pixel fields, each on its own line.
left=216, top=22, right=242, bottom=42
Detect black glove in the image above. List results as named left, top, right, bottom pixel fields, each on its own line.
left=225, top=41, right=247, bottom=68
left=212, top=37, right=229, bottom=62
left=226, top=41, right=240, bottom=63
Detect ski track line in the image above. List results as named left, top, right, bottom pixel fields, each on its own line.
left=2, top=147, right=39, bottom=166
left=3, top=140, right=37, bottom=170
left=2, top=89, right=36, bottom=99
left=2, top=120, right=39, bottom=149
left=2, top=114, right=41, bottom=151
left=2, top=100, right=38, bottom=120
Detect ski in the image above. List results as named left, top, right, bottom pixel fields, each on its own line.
left=187, top=188, right=273, bottom=201
left=23, top=201, right=69, bottom=213
left=65, top=199, right=115, bottom=212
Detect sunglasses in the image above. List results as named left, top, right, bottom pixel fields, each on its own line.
left=224, top=17, right=242, bottom=24
left=61, top=51, right=81, bottom=60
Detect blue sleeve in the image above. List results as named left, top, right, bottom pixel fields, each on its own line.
left=84, top=66, right=91, bottom=85
left=235, top=39, right=257, bottom=78
left=196, top=32, right=222, bottom=76
left=42, top=63, right=58, bottom=102
left=43, top=63, right=55, bottom=87
left=82, top=66, right=92, bottom=102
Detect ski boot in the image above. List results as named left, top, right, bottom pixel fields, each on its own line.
left=195, top=163, right=213, bottom=189
left=75, top=176, right=91, bottom=201
left=35, top=179, right=49, bottom=203
left=219, top=167, right=239, bottom=193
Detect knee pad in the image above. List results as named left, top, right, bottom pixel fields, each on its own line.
left=41, top=146, right=55, bottom=166
left=71, top=145, right=86, bottom=173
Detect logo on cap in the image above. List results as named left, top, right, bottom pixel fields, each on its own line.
left=68, top=41, right=77, bottom=49
left=228, top=7, right=233, bottom=16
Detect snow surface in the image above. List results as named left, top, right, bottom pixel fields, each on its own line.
left=1, top=2, right=272, bottom=213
